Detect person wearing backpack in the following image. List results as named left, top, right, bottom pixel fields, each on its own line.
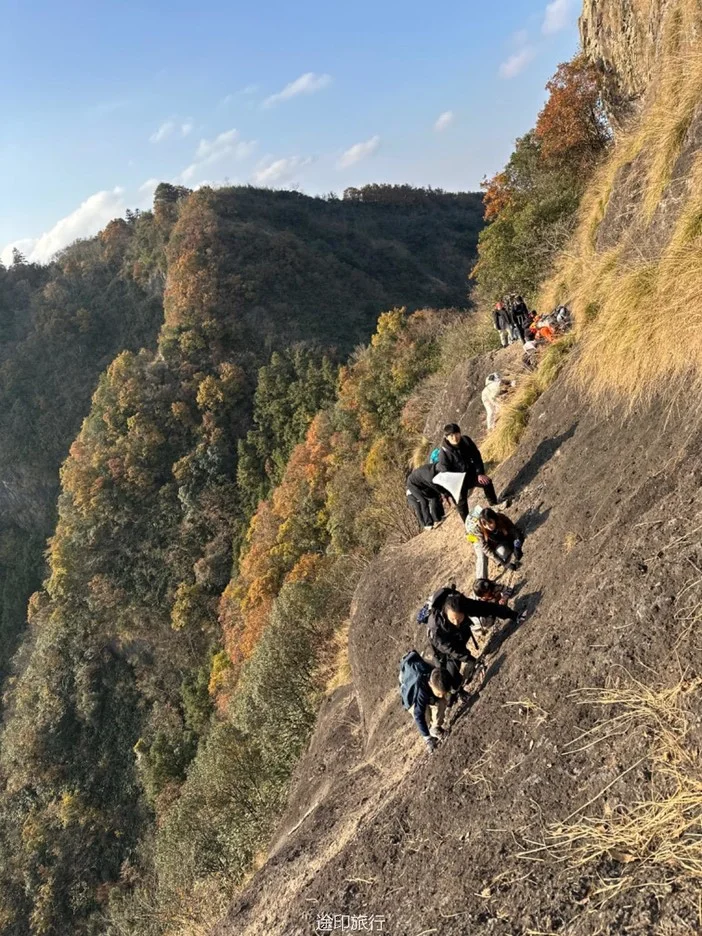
left=466, top=506, right=525, bottom=580
left=398, top=651, right=451, bottom=752
left=406, top=463, right=444, bottom=531
left=435, top=424, right=500, bottom=522
left=427, top=587, right=519, bottom=696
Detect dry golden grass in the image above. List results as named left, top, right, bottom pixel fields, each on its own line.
left=437, top=305, right=501, bottom=375
left=537, top=38, right=702, bottom=405
left=323, top=620, right=352, bottom=694
left=505, top=698, right=549, bottom=727
left=520, top=670, right=702, bottom=902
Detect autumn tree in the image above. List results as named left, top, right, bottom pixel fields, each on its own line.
left=535, top=54, right=611, bottom=171
left=473, top=54, right=612, bottom=299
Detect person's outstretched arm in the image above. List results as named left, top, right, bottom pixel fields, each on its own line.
left=463, top=596, right=516, bottom=622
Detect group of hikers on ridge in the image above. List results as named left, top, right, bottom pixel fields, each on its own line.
left=399, top=296, right=571, bottom=750
left=494, top=294, right=572, bottom=351
left=400, top=320, right=542, bottom=750
left=401, top=421, right=527, bottom=751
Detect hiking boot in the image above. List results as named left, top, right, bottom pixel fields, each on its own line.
left=494, top=497, right=512, bottom=510
left=423, top=525, right=433, bottom=531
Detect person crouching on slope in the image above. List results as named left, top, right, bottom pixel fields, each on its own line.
left=436, top=423, right=499, bottom=522
left=406, top=463, right=445, bottom=531
left=470, top=578, right=514, bottom=636
left=466, top=506, right=524, bottom=580
left=481, top=373, right=515, bottom=432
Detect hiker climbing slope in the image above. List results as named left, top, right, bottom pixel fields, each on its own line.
left=399, top=652, right=451, bottom=752
left=434, top=424, right=499, bottom=522
left=482, top=373, right=514, bottom=432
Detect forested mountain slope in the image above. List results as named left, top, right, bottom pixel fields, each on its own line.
left=0, top=183, right=484, bottom=936
left=0, top=183, right=482, bottom=693
left=214, top=0, right=702, bottom=933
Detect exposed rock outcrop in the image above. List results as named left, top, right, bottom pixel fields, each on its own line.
left=580, top=0, right=702, bottom=123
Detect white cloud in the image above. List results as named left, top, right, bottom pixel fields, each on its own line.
left=195, top=129, right=239, bottom=160
left=542, top=0, right=573, bottom=34
left=434, top=110, right=454, bottom=132
left=252, top=156, right=313, bottom=186
left=150, top=119, right=194, bottom=143
left=262, top=72, right=332, bottom=108
left=1, top=188, right=127, bottom=266
left=179, top=129, right=257, bottom=183
left=150, top=120, right=176, bottom=143
left=499, top=47, right=536, bottom=79
left=1, top=238, right=35, bottom=266
left=338, top=135, right=380, bottom=168
left=219, top=85, right=259, bottom=107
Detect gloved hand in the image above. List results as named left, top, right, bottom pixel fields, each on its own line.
left=425, top=736, right=438, bottom=753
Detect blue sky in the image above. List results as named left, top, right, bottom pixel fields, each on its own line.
left=0, top=0, right=579, bottom=264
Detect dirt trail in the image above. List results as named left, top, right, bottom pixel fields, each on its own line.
left=215, top=355, right=702, bottom=936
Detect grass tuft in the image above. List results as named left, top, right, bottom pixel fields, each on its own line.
left=521, top=669, right=702, bottom=903
left=536, top=44, right=702, bottom=405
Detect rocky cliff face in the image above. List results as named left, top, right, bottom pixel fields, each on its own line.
left=580, top=0, right=702, bottom=123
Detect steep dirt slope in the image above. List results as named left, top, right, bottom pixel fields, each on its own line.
left=424, top=343, right=525, bottom=443
left=215, top=349, right=702, bottom=935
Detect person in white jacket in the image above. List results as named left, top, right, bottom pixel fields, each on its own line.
left=481, top=372, right=513, bottom=431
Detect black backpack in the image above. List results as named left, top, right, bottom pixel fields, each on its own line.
left=399, top=650, right=433, bottom=710
left=416, top=583, right=457, bottom=626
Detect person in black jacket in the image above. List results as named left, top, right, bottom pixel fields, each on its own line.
left=492, top=301, right=511, bottom=347
left=436, top=424, right=499, bottom=522
left=512, top=296, right=530, bottom=343
left=427, top=588, right=520, bottom=694
left=406, top=463, right=444, bottom=531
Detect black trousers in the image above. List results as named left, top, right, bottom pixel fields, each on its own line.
left=407, top=483, right=443, bottom=527
left=457, top=476, right=497, bottom=522
left=444, top=657, right=477, bottom=692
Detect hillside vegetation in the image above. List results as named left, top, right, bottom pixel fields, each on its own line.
left=204, top=4, right=702, bottom=932
left=0, top=183, right=485, bottom=936
left=0, top=183, right=481, bottom=695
